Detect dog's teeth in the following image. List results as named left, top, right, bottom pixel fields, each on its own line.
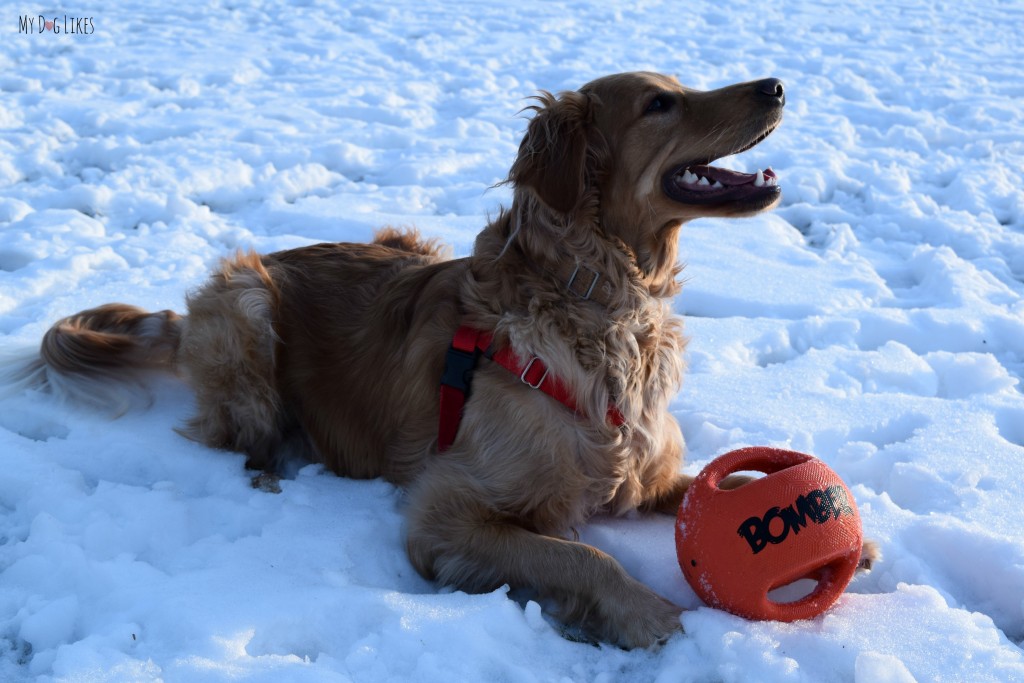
left=697, top=176, right=710, bottom=186
left=754, top=169, right=765, bottom=187
left=712, top=180, right=723, bottom=189
left=683, top=170, right=697, bottom=184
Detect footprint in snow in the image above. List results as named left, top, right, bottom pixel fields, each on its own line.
left=0, top=407, right=70, bottom=442
left=994, top=408, right=1024, bottom=449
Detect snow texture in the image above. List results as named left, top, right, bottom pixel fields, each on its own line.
left=1, top=1, right=1023, bottom=681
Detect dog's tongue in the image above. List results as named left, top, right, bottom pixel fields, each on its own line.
left=678, top=165, right=778, bottom=190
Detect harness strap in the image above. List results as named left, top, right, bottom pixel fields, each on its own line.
left=437, top=325, right=626, bottom=452
left=437, top=326, right=488, bottom=453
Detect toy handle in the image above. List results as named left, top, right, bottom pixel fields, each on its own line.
left=760, top=551, right=861, bottom=622
left=698, top=446, right=814, bottom=490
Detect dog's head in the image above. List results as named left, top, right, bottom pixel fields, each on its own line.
left=508, top=71, right=784, bottom=278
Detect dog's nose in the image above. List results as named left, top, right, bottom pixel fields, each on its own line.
left=757, top=78, right=785, bottom=106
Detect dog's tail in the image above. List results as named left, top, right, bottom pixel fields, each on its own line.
left=3, top=304, right=184, bottom=414
left=373, top=226, right=449, bottom=258
left=42, top=303, right=182, bottom=375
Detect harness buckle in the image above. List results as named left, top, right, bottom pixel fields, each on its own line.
left=441, top=346, right=479, bottom=393
left=520, top=357, right=549, bottom=389
left=566, top=263, right=601, bottom=300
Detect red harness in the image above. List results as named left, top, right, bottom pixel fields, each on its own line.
left=437, top=325, right=625, bottom=452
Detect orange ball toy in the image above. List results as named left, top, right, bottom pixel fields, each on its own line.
left=675, top=447, right=863, bottom=621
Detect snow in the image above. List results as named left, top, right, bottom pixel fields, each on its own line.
left=1, top=0, right=1023, bottom=680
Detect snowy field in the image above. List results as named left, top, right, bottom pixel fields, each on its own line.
left=2, top=0, right=1024, bottom=681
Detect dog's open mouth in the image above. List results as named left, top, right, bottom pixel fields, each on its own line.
left=663, top=116, right=783, bottom=208
left=664, top=163, right=780, bottom=206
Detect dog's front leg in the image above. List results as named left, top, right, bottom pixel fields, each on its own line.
left=405, top=481, right=682, bottom=649
left=641, top=471, right=757, bottom=515
left=640, top=472, right=696, bottom=515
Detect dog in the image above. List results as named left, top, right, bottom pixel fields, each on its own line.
left=18, top=72, right=877, bottom=648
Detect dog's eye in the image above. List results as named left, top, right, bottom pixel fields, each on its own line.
left=645, top=94, right=674, bottom=114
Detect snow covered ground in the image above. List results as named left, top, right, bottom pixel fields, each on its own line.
left=2, top=0, right=1023, bottom=680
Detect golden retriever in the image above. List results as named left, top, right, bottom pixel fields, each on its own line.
left=21, top=71, right=876, bottom=648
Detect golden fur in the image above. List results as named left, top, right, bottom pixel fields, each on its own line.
left=26, top=72, right=876, bottom=647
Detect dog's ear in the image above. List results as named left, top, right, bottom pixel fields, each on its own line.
left=508, top=90, right=594, bottom=214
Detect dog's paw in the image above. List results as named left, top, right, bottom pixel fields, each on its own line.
left=858, top=539, right=882, bottom=572
left=719, top=473, right=757, bottom=490
left=251, top=472, right=282, bottom=494
left=591, top=578, right=683, bottom=649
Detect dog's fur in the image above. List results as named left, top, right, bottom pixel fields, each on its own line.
left=22, top=72, right=877, bottom=648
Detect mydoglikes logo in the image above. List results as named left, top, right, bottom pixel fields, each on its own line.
left=18, top=14, right=95, bottom=35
